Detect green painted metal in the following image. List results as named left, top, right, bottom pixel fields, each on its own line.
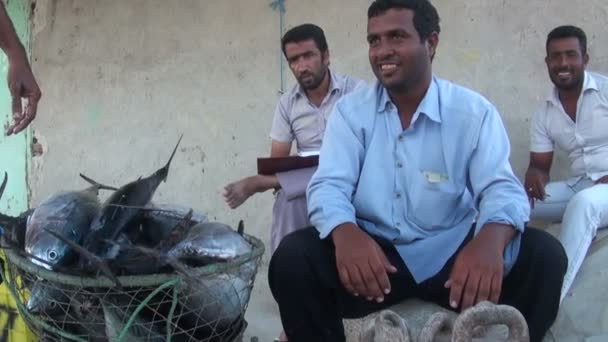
left=0, top=0, right=33, bottom=216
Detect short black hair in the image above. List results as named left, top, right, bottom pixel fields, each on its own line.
left=368, top=0, right=440, bottom=40
left=546, top=25, right=587, bottom=55
left=281, top=24, right=328, bottom=56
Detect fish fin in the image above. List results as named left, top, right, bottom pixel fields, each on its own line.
left=237, top=220, right=245, bottom=235
left=79, top=173, right=119, bottom=192
left=42, top=228, right=122, bottom=288
left=0, top=171, right=7, bottom=201
left=158, top=208, right=194, bottom=250
left=110, top=240, right=193, bottom=280
left=159, top=134, right=183, bottom=183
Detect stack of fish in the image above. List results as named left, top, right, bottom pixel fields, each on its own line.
left=0, top=136, right=259, bottom=342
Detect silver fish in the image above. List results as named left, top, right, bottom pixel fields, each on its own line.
left=25, top=186, right=108, bottom=270
left=26, top=280, right=72, bottom=317
left=129, top=203, right=207, bottom=247
left=167, top=221, right=252, bottom=265
left=102, top=295, right=167, bottom=342
left=180, top=261, right=256, bottom=331
left=80, top=135, right=183, bottom=267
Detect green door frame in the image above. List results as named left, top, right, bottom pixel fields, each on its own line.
left=0, top=0, right=32, bottom=216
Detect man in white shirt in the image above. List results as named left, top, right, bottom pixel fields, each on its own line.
left=525, top=25, right=608, bottom=302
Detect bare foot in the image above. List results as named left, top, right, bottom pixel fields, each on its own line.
left=223, top=177, right=256, bottom=209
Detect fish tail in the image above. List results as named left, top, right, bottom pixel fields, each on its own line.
left=0, top=213, right=17, bottom=233
left=159, top=134, right=183, bottom=182
left=0, top=171, right=7, bottom=201
left=79, top=173, right=119, bottom=192
left=237, top=220, right=245, bottom=235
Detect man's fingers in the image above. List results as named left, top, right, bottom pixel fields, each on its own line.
left=489, top=271, right=502, bottom=304
left=338, top=265, right=356, bottom=296
left=476, top=273, right=493, bottom=304
left=348, top=265, right=368, bottom=297
left=448, top=271, right=468, bottom=309
left=364, top=264, right=384, bottom=300
left=535, top=178, right=546, bottom=199
left=369, top=259, right=389, bottom=300
left=378, top=247, right=397, bottom=274
left=461, top=271, right=481, bottom=310
left=24, top=96, right=38, bottom=121
left=10, top=91, right=23, bottom=120
left=529, top=196, right=535, bottom=209
left=10, top=115, right=34, bottom=135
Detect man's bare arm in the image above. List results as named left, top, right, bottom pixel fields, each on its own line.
left=0, top=3, right=41, bottom=135
left=524, top=152, right=553, bottom=201
left=223, top=140, right=291, bottom=209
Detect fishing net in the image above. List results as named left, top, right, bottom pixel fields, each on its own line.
left=0, top=233, right=264, bottom=342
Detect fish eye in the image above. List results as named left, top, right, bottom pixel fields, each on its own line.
left=48, top=300, right=57, bottom=309
left=48, top=250, right=58, bottom=261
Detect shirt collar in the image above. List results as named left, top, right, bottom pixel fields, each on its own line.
left=376, top=76, right=441, bottom=123
left=547, top=71, right=599, bottom=106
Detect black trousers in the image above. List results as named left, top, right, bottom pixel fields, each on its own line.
left=268, top=226, right=567, bottom=342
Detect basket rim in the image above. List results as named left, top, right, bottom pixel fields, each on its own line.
left=4, top=233, right=265, bottom=287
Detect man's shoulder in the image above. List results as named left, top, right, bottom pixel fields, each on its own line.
left=588, top=71, right=608, bottom=92
left=332, top=72, right=367, bottom=95
left=334, top=81, right=377, bottom=112
left=434, top=77, right=495, bottom=120
left=276, top=83, right=302, bottom=111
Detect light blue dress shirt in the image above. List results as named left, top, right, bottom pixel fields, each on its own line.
left=307, top=76, right=530, bottom=283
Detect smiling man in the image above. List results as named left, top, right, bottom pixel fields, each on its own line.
left=525, top=25, right=608, bottom=303
left=268, top=1, right=567, bottom=342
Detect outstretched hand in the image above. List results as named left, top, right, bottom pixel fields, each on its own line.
left=6, top=52, right=41, bottom=135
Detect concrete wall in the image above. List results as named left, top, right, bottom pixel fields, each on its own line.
left=27, top=0, right=608, bottom=339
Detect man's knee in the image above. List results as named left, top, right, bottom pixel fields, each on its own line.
left=269, top=227, right=320, bottom=284
left=522, top=228, right=567, bottom=277
left=565, top=190, right=602, bottom=219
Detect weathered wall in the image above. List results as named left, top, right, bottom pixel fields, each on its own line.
left=30, top=0, right=608, bottom=241
left=27, top=0, right=608, bottom=339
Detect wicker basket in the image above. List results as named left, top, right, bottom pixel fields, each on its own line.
left=0, top=233, right=264, bottom=342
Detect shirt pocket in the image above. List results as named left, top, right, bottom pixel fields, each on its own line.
left=407, top=169, right=462, bottom=229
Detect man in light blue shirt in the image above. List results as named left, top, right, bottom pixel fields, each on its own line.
left=268, top=1, right=567, bottom=342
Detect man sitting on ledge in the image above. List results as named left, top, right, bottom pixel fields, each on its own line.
left=268, top=1, right=567, bottom=342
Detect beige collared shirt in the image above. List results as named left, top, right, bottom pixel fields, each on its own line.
left=531, top=71, right=608, bottom=182
left=270, top=70, right=365, bottom=155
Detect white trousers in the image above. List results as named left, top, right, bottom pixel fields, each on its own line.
left=530, top=177, right=608, bottom=302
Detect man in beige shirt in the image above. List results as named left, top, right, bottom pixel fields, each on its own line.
left=224, top=23, right=364, bottom=253
left=223, top=24, right=364, bottom=341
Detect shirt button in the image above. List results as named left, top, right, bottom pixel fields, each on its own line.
left=398, top=135, right=404, bottom=141
left=395, top=192, right=402, bottom=198
left=396, top=222, right=401, bottom=227
left=396, top=161, right=403, bottom=168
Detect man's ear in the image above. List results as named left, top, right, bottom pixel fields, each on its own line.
left=425, top=32, right=439, bottom=61
left=323, top=50, right=330, bottom=67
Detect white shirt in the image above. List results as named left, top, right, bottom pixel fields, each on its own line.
left=530, top=71, right=608, bottom=182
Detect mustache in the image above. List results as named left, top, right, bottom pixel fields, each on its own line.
left=298, top=72, right=313, bottom=79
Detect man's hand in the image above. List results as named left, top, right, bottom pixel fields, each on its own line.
left=596, top=176, right=608, bottom=185
left=524, top=167, right=549, bottom=208
left=445, top=224, right=516, bottom=310
left=6, top=50, right=41, bottom=135
left=332, top=223, right=397, bottom=302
